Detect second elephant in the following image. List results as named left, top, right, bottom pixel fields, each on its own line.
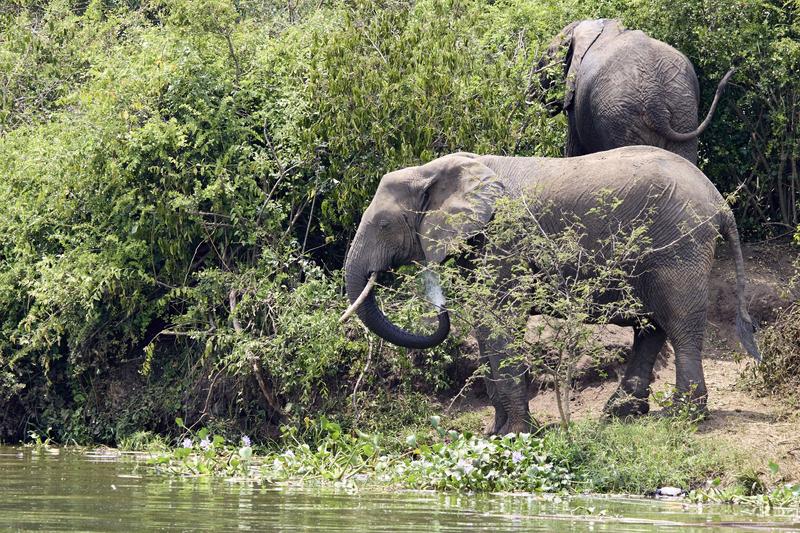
left=537, top=19, right=734, bottom=164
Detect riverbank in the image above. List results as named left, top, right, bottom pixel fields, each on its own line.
left=109, top=240, right=798, bottom=505
left=104, top=411, right=798, bottom=509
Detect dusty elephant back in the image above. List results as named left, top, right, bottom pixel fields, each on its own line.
left=476, top=146, right=726, bottom=248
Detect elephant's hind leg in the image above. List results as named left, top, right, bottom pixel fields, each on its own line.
left=651, top=266, right=711, bottom=417
left=665, top=314, right=709, bottom=417
left=604, top=324, right=667, bottom=418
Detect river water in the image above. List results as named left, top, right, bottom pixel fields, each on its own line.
left=1, top=446, right=798, bottom=531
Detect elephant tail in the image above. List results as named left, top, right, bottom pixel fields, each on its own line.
left=720, top=207, right=761, bottom=361
left=657, top=68, right=736, bottom=142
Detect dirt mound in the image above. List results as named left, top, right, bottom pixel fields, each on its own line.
left=706, top=242, right=797, bottom=354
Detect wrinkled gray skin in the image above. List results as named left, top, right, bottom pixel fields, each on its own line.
left=344, top=147, right=760, bottom=434
left=537, top=19, right=734, bottom=164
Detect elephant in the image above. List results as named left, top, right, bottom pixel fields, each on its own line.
left=343, top=146, right=760, bottom=434
left=535, top=19, right=734, bottom=164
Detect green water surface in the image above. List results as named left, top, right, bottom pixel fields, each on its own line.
left=0, top=446, right=798, bottom=532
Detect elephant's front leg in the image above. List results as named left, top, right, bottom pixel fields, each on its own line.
left=476, top=326, right=533, bottom=434
left=480, top=360, right=508, bottom=434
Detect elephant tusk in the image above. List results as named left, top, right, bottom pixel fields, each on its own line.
left=339, top=272, right=378, bottom=323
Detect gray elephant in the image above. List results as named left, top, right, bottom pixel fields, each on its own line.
left=536, top=19, right=734, bottom=164
left=343, top=146, right=760, bottom=434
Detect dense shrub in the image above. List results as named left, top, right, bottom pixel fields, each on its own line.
left=744, top=303, right=800, bottom=398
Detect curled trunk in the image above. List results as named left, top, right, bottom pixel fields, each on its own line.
left=344, top=265, right=450, bottom=350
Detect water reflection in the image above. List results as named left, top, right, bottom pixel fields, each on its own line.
left=0, top=447, right=798, bottom=532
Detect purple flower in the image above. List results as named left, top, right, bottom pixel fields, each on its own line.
left=182, top=438, right=193, bottom=449
left=199, top=437, right=211, bottom=450
left=512, top=451, right=524, bottom=464
left=241, top=435, right=251, bottom=447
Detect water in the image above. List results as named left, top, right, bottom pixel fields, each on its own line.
left=1, top=447, right=798, bottom=532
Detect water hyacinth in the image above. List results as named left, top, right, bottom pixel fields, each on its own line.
left=152, top=418, right=577, bottom=492
left=456, top=459, right=476, bottom=476
left=395, top=432, right=574, bottom=492
left=150, top=426, right=261, bottom=478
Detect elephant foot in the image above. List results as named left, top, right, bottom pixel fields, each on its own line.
left=659, top=393, right=709, bottom=421
left=484, top=406, right=509, bottom=436
left=490, top=413, right=539, bottom=436
left=603, top=389, right=650, bottom=419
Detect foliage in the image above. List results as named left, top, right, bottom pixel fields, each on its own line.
left=141, top=415, right=800, bottom=508
left=543, top=418, right=734, bottom=494
left=0, top=0, right=471, bottom=441
left=690, top=464, right=800, bottom=509
left=148, top=417, right=255, bottom=476
left=742, top=302, right=800, bottom=398
left=118, top=431, right=169, bottom=452
left=393, top=425, right=575, bottom=492
left=263, top=416, right=384, bottom=485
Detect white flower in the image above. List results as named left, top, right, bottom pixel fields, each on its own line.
left=457, top=459, right=475, bottom=475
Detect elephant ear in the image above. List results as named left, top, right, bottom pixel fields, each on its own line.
left=563, top=19, right=608, bottom=110
left=419, top=155, right=505, bottom=263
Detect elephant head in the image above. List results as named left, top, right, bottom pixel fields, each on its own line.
left=535, top=19, right=622, bottom=113
left=343, top=154, right=504, bottom=349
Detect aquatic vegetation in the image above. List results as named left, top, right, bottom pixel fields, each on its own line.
left=148, top=419, right=254, bottom=477
left=262, top=418, right=384, bottom=485
left=389, top=430, right=575, bottom=492
left=690, top=476, right=800, bottom=509
left=141, top=416, right=800, bottom=509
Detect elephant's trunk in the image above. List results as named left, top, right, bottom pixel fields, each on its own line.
left=344, top=255, right=450, bottom=350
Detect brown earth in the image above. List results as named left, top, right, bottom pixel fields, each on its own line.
left=450, top=242, right=800, bottom=480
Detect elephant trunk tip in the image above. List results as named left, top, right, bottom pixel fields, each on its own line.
left=422, top=270, right=446, bottom=309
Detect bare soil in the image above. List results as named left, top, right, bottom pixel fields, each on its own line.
left=450, top=242, right=800, bottom=480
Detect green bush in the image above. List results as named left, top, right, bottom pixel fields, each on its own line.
left=743, top=302, right=800, bottom=398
